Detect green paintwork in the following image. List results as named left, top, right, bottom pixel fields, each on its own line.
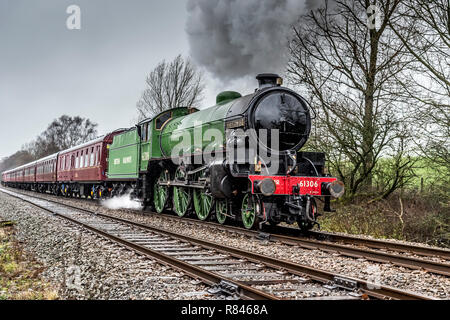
left=172, top=167, right=191, bottom=217
left=193, top=189, right=213, bottom=220
left=136, top=108, right=192, bottom=163
left=108, top=128, right=140, bottom=180
left=153, top=170, right=169, bottom=213
left=216, top=91, right=242, bottom=105
left=216, top=200, right=227, bottom=224
left=192, top=170, right=213, bottom=220
left=160, top=101, right=235, bottom=159
left=241, top=194, right=256, bottom=229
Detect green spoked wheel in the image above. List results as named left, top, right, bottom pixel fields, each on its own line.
left=215, top=199, right=227, bottom=224
left=172, top=167, right=191, bottom=217
left=153, top=170, right=170, bottom=213
left=193, top=189, right=213, bottom=220
left=241, top=194, right=259, bottom=229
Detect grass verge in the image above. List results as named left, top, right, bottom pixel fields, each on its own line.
left=0, top=221, right=58, bottom=300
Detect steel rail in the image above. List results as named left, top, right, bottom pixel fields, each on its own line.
left=143, top=213, right=450, bottom=276
left=19, top=187, right=450, bottom=259
left=130, top=211, right=450, bottom=275
left=0, top=189, right=277, bottom=300
left=3, top=187, right=450, bottom=276
left=1, top=189, right=435, bottom=300
left=91, top=212, right=437, bottom=300
left=305, top=229, right=450, bottom=259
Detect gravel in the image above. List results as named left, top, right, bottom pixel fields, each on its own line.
left=4, top=188, right=450, bottom=299
left=0, top=191, right=214, bottom=300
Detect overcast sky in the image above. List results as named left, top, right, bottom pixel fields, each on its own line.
left=1, top=0, right=251, bottom=159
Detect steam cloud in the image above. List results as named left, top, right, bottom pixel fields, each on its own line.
left=102, top=191, right=143, bottom=211
left=186, top=0, right=308, bottom=82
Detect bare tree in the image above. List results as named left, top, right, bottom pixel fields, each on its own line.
left=32, top=115, right=98, bottom=158
left=0, top=116, right=98, bottom=173
left=0, top=150, right=34, bottom=173
left=287, top=0, right=417, bottom=198
left=389, top=0, right=449, bottom=172
left=136, top=55, right=205, bottom=119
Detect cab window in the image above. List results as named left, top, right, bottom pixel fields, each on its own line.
left=155, top=112, right=171, bottom=130
left=141, top=123, right=148, bottom=141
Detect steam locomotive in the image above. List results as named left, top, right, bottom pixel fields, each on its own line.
left=2, top=74, right=344, bottom=231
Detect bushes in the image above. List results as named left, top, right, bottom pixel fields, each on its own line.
left=318, top=190, right=450, bottom=247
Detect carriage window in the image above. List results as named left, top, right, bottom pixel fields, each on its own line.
left=80, top=150, right=84, bottom=168
left=85, top=149, right=89, bottom=167
left=155, top=112, right=172, bottom=130
left=76, top=156, right=79, bottom=169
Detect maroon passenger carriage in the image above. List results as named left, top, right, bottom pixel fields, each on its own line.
left=1, top=130, right=123, bottom=198
left=35, top=153, right=58, bottom=192
left=57, top=130, right=123, bottom=198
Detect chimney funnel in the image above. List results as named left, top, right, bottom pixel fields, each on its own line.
left=256, top=73, right=282, bottom=89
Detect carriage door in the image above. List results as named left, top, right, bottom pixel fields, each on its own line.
left=70, top=154, right=75, bottom=181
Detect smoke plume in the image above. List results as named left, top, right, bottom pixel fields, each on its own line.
left=186, top=0, right=308, bottom=82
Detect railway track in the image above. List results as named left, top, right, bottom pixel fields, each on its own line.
left=158, top=216, right=450, bottom=276
left=0, top=188, right=438, bottom=300
left=3, top=187, right=450, bottom=276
